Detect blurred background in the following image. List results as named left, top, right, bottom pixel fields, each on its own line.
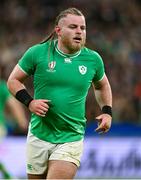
left=0, top=0, right=141, bottom=179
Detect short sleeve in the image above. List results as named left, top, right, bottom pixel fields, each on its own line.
left=18, top=47, right=35, bottom=75
left=93, top=52, right=105, bottom=82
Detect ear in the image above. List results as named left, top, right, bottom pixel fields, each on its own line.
left=55, top=26, right=61, bottom=36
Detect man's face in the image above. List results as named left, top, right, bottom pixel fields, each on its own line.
left=56, top=14, right=86, bottom=53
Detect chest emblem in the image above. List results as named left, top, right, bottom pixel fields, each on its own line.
left=79, top=65, right=87, bottom=75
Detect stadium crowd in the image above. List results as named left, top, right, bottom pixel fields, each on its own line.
left=0, top=0, right=141, bottom=135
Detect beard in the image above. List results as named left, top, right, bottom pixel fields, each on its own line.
left=61, top=36, right=86, bottom=53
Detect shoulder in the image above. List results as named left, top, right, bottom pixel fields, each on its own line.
left=81, top=47, right=103, bottom=61
left=28, top=42, right=49, bottom=52
left=22, top=42, right=50, bottom=59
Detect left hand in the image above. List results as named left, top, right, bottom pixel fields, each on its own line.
left=95, top=114, right=112, bottom=134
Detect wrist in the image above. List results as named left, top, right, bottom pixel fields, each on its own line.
left=102, top=105, right=112, bottom=117
left=15, top=89, right=33, bottom=107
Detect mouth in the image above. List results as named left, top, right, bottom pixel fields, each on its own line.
left=73, top=37, right=82, bottom=43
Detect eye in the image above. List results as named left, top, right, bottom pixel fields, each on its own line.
left=81, top=26, right=86, bottom=30
left=69, top=25, right=77, bottom=29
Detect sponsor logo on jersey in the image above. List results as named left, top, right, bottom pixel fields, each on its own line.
left=79, top=65, right=87, bottom=75
left=46, top=61, right=56, bottom=72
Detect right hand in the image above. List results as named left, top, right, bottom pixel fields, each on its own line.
left=28, top=99, right=50, bottom=117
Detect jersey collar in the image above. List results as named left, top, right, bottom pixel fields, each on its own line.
left=54, top=40, right=81, bottom=58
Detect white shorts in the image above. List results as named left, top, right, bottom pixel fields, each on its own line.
left=26, top=132, right=84, bottom=175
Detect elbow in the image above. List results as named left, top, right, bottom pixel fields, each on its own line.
left=7, top=75, right=26, bottom=95
left=7, top=77, right=14, bottom=91
left=7, top=77, right=11, bottom=90
left=7, top=75, right=19, bottom=95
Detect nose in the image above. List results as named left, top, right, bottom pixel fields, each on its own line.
left=76, top=27, right=82, bottom=34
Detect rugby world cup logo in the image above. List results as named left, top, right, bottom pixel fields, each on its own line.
left=47, top=61, right=56, bottom=72
left=48, top=61, right=56, bottom=69
left=48, top=61, right=56, bottom=70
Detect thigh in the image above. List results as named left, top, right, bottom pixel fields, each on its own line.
left=26, top=132, right=51, bottom=176
left=49, top=139, right=84, bottom=167
left=47, top=139, right=83, bottom=179
left=46, top=160, right=78, bottom=179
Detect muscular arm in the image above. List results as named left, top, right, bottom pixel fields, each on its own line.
left=7, top=64, right=28, bottom=96
left=7, top=65, right=49, bottom=117
left=93, top=74, right=112, bottom=109
left=92, top=74, right=112, bottom=133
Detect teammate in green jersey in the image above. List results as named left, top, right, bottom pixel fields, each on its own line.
left=7, top=7, right=112, bottom=180
left=0, top=65, right=27, bottom=179
left=0, top=65, right=27, bottom=138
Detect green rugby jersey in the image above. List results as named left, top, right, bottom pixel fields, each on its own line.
left=0, top=80, right=11, bottom=125
left=18, top=40, right=105, bottom=143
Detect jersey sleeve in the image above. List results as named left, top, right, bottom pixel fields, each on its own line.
left=93, top=52, right=105, bottom=82
left=18, top=47, right=35, bottom=75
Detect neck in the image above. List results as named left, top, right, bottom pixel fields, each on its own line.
left=57, top=41, right=79, bottom=55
